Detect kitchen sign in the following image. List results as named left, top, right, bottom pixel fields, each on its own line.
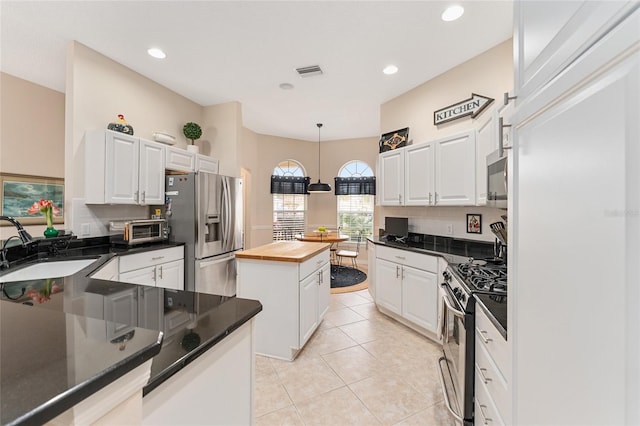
left=434, top=93, right=494, bottom=125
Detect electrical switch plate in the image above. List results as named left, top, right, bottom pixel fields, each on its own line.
left=446, top=224, right=453, bottom=235
left=81, top=223, right=91, bottom=236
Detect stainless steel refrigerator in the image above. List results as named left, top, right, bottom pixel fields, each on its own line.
left=162, top=172, right=243, bottom=296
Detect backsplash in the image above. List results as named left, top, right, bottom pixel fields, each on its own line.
left=71, top=198, right=149, bottom=238
left=376, top=205, right=506, bottom=242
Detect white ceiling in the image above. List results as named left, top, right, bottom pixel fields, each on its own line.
left=0, top=1, right=513, bottom=142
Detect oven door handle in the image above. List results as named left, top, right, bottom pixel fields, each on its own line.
left=438, top=357, right=464, bottom=422
left=442, top=291, right=465, bottom=319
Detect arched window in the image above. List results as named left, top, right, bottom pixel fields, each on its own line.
left=272, top=160, right=307, bottom=241
left=336, top=160, right=374, bottom=241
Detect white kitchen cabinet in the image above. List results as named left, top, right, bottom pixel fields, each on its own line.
left=236, top=248, right=330, bottom=361
left=374, top=245, right=438, bottom=336
left=511, top=7, right=639, bottom=424
left=475, top=306, right=511, bottom=425
left=85, top=130, right=164, bottom=205
left=137, top=285, right=163, bottom=331
left=378, top=149, right=404, bottom=205
left=165, top=146, right=196, bottom=172
left=196, top=154, right=219, bottom=174
left=119, top=246, right=184, bottom=290
left=84, top=284, right=137, bottom=342
left=433, top=130, right=476, bottom=206
left=366, top=240, right=376, bottom=299
left=90, top=257, right=119, bottom=281
left=514, top=0, right=634, bottom=100
left=378, top=130, right=476, bottom=206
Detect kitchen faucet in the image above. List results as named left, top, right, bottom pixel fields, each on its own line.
left=0, top=216, right=35, bottom=270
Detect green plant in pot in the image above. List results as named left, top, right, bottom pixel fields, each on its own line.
left=183, top=122, right=202, bottom=152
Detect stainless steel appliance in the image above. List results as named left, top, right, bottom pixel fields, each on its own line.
left=438, top=259, right=507, bottom=425
left=486, top=149, right=507, bottom=209
left=162, top=172, right=242, bottom=295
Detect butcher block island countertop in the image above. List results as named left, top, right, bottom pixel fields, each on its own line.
left=235, top=241, right=330, bottom=263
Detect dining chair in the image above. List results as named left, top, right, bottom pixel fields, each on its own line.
left=336, top=231, right=362, bottom=269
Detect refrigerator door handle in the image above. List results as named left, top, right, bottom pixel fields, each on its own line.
left=223, top=177, right=232, bottom=252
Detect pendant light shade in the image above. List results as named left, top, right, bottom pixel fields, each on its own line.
left=308, top=123, right=332, bottom=193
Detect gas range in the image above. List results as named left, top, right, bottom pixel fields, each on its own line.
left=443, top=258, right=508, bottom=334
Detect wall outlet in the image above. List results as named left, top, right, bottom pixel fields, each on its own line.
left=446, top=224, right=453, bottom=235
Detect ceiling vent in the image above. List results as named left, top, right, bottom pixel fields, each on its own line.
left=295, top=65, right=323, bottom=78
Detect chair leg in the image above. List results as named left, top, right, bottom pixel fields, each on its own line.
left=352, top=257, right=357, bottom=269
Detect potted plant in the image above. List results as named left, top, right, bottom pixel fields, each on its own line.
left=183, top=122, right=202, bottom=153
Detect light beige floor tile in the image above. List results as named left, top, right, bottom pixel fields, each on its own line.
left=303, top=326, right=359, bottom=355
left=349, top=374, right=431, bottom=425
left=328, top=296, right=347, bottom=312
left=349, top=302, right=387, bottom=320
left=322, top=345, right=384, bottom=384
left=255, top=380, right=294, bottom=417
left=276, top=354, right=345, bottom=404
left=296, top=385, right=381, bottom=425
left=332, top=291, right=371, bottom=307
left=255, top=405, right=304, bottom=426
left=393, top=401, right=457, bottom=426
left=354, top=288, right=374, bottom=301
left=323, top=306, right=366, bottom=326
left=256, top=354, right=277, bottom=379
left=338, top=318, right=393, bottom=344
left=317, top=316, right=337, bottom=330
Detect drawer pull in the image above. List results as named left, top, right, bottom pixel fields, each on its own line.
left=395, top=256, right=406, bottom=260
left=480, top=330, right=493, bottom=344
left=478, top=404, right=492, bottom=425
left=479, top=367, right=492, bottom=384
left=151, top=256, right=165, bottom=261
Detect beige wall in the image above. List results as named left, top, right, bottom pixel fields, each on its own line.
left=203, top=102, right=242, bottom=177
left=378, top=39, right=513, bottom=242
left=65, top=42, right=204, bottom=235
left=0, top=72, right=65, bottom=239
left=245, top=133, right=378, bottom=248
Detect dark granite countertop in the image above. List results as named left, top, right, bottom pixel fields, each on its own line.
left=0, top=239, right=262, bottom=425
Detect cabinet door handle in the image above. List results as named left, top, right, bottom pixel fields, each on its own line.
left=152, top=268, right=156, bottom=281
left=159, top=265, right=163, bottom=279
left=429, top=192, right=432, bottom=205
left=479, top=367, right=492, bottom=384
left=398, top=194, right=402, bottom=205
left=135, top=190, right=139, bottom=202
left=478, top=403, right=492, bottom=425
left=142, top=191, right=146, bottom=203
left=434, top=192, right=438, bottom=204
left=396, top=265, right=400, bottom=278
left=503, top=91, right=517, bottom=106
left=479, top=330, right=493, bottom=344
left=401, top=267, right=405, bottom=279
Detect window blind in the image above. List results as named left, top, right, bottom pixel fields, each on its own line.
left=273, top=193, right=306, bottom=241
left=334, top=176, right=376, bottom=195
left=270, top=175, right=310, bottom=194
left=336, top=194, right=374, bottom=241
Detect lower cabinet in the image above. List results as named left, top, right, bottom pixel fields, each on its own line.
left=236, top=249, right=330, bottom=361
left=119, top=247, right=184, bottom=290
left=375, top=245, right=439, bottom=336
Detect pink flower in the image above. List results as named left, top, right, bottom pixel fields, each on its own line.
left=27, top=199, right=61, bottom=216
left=26, top=279, right=61, bottom=303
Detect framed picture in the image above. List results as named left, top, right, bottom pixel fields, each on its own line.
left=466, top=214, right=482, bottom=234
left=0, top=173, right=64, bottom=226
left=379, top=127, right=409, bottom=153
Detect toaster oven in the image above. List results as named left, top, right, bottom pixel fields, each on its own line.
left=120, top=219, right=168, bottom=245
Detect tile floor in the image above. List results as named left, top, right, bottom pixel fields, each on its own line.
left=254, top=287, right=456, bottom=425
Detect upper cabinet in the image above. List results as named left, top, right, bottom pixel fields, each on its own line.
left=85, top=129, right=164, bottom=205
left=514, top=1, right=635, bottom=99
left=165, top=146, right=220, bottom=174
left=379, top=130, right=476, bottom=207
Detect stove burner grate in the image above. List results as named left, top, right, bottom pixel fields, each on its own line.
left=456, top=261, right=508, bottom=294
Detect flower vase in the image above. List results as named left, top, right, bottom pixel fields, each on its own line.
left=44, top=210, right=59, bottom=238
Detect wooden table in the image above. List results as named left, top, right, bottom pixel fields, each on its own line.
left=294, top=233, right=350, bottom=243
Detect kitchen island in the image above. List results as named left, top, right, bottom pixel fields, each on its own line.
left=0, top=238, right=262, bottom=425
left=236, top=241, right=330, bottom=361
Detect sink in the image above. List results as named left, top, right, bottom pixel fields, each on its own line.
left=0, top=259, right=97, bottom=283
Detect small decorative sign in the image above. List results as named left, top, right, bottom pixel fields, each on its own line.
left=467, top=214, right=482, bottom=234
left=434, top=94, right=494, bottom=125
left=379, top=127, right=409, bottom=153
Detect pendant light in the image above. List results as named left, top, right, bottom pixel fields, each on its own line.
left=308, top=123, right=332, bottom=193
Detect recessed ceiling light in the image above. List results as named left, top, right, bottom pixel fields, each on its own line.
left=383, top=65, right=398, bottom=75
left=441, top=5, right=464, bottom=22
left=279, top=83, right=294, bottom=90
left=147, top=48, right=166, bottom=59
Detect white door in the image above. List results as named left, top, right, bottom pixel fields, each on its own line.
left=318, top=262, right=330, bottom=320
left=378, top=149, right=404, bottom=205
left=299, top=272, right=319, bottom=347
left=404, top=142, right=435, bottom=206
left=120, top=266, right=156, bottom=287
left=374, top=258, right=402, bottom=315
left=401, top=266, right=438, bottom=332
left=434, top=130, right=476, bottom=206
left=156, top=259, right=184, bottom=290
left=139, top=139, right=165, bottom=205
left=105, top=132, right=139, bottom=204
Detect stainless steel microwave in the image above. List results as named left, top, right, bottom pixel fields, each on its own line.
left=487, top=150, right=507, bottom=208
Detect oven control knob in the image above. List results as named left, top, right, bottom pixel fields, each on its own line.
left=453, top=288, right=461, bottom=298
left=460, top=293, right=466, bottom=303
left=443, top=271, right=451, bottom=281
